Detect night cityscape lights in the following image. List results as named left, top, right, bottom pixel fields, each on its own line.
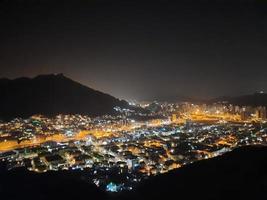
left=0, top=102, right=266, bottom=192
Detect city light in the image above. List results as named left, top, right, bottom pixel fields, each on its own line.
left=0, top=102, right=266, bottom=191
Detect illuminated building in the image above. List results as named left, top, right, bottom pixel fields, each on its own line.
left=171, top=114, right=177, bottom=122
left=106, top=182, right=119, bottom=192
left=255, top=107, right=266, bottom=120
left=185, top=119, right=193, bottom=130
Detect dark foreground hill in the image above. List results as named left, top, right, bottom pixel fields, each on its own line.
left=123, top=145, right=267, bottom=200
left=0, top=74, right=130, bottom=120
left=0, top=145, right=267, bottom=200
left=0, top=166, right=108, bottom=200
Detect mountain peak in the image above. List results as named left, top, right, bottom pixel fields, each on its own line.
left=35, top=73, right=65, bottom=78
left=0, top=74, right=129, bottom=120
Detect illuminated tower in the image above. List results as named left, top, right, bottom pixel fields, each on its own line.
left=256, top=107, right=266, bottom=120
left=171, top=114, right=177, bottom=122
left=260, top=107, right=266, bottom=120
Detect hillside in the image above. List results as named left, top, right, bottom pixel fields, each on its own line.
left=0, top=165, right=108, bottom=200
left=123, top=145, right=267, bottom=200
left=0, top=74, right=130, bottom=120
left=211, top=92, right=267, bottom=107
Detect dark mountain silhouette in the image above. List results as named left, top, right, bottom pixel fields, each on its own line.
left=122, top=145, right=267, bottom=200
left=148, top=94, right=207, bottom=103
left=0, top=74, right=130, bottom=120
left=210, top=92, right=267, bottom=107
left=153, top=92, right=267, bottom=107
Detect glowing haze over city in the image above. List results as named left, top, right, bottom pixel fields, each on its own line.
left=0, top=1, right=267, bottom=200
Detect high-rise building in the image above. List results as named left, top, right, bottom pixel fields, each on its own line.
left=241, top=108, right=250, bottom=121
left=171, top=114, right=177, bottom=122
left=255, top=107, right=266, bottom=120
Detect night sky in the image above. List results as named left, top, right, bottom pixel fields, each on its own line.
left=0, top=0, right=266, bottom=100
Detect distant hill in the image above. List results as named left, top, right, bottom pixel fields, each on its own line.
left=122, top=145, right=267, bottom=200
left=148, top=94, right=207, bottom=103
left=151, top=92, right=267, bottom=107
left=211, top=92, right=267, bottom=107
left=0, top=74, right=130, bottom=120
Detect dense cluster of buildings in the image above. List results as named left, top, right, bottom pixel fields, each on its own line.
left=142, top=101, right=266, bottom=122
left=0, top=102, right=266, bottom=192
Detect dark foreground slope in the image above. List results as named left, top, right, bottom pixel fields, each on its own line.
left=0, top=74, right=129, bottom=120
left=122, top=145, right=267, bottom=200
left=0, top=146, right=267, bottom=200
left=0, top=166, right=108, bottom=200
